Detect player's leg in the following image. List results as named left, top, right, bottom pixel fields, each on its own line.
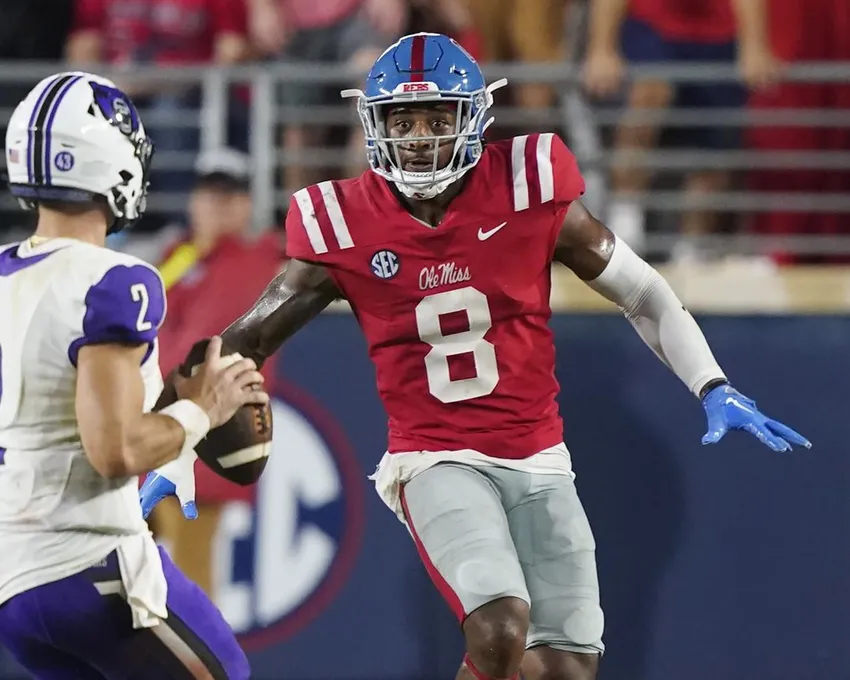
left=453, top=596, right=529, bottom=680
left=0, top=549, right=249, bottom=679
left=498, top=469, right=603, bottom=680
left=0, top=592, right=106, bottom=679
left=401, top=463, right=530, bottom=680
left=108, top=547, right=250, bottom=679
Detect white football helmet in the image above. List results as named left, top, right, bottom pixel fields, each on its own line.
left=5, top=71, right=154, bottom=233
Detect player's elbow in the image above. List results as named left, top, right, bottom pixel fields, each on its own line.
left=86, top=445, right=133, bottom=479
left=83, top=439, right=137, bottom=479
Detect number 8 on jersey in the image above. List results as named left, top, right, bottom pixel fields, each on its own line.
left=415, top=287, right=498, bottom=404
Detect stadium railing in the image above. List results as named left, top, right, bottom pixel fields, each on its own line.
left=0, top=61, right=849, bottom=311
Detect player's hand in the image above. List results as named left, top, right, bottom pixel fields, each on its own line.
left=701, top=384, right=811, bottom=452
left=176, top=336, right=269, bottom=429
left=139, top=450, right=198, bottom=520
left=583, top=47, right=626, bottom=99
left=738, top=44, right=782, bottom=91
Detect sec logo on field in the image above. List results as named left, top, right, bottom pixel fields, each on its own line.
left=213, top=389, right=364, bottom=649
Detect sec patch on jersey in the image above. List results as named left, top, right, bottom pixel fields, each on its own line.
left=155, top=338, right=273, bottom=485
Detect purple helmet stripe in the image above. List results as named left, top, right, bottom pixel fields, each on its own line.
left=28, top=73, right=77, bottom=185
left=43, top=75, right=83, bottom=185
left=26, top=77, right=59, bottom=184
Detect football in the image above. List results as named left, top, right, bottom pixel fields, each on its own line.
left=155, top=338, right=273, bottom=486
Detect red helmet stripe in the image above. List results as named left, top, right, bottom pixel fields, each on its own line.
left=409, top=34, right=425, bottom=82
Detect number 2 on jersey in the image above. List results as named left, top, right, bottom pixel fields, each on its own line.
left=130, top=283, right=152, bottom=332
left=415, top=286, right=499, bottom=404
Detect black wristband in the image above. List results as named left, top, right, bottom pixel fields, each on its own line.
left=699, top=378, right=729, bottom=400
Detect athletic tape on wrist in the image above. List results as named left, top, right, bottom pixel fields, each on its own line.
left=159, top=399, right=211, bottom=452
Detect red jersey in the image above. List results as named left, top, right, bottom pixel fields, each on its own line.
left=71, top=0, right=246, bottom=65
left=629, top=0, right=736, bottom=43
left=285, top=134, right=585, bottom=459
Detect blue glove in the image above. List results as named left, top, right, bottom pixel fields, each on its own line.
left=701, top=384, right=811, bottom=452
left=139, top=451, right=198, bottom=520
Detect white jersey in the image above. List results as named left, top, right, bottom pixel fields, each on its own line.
left=0, top=236, right=166, bottom=607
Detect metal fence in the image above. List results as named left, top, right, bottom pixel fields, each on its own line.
left=0, top=60, right=849, bottom=256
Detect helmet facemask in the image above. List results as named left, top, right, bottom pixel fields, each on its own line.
left=106, top=130, right=154, bottom=234
left=344, top=78, right=506, bottom=200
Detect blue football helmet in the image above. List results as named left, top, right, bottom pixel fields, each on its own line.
left=342, top=32, right=507, bottom=200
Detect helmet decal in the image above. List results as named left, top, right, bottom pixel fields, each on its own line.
left=89, top=82, right=140, bottom=137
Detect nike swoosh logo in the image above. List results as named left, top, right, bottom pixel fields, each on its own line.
left=477, top=222, right=507, bottom=241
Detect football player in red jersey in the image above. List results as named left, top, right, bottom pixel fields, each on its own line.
left=143, top=33, right=810, bottom=680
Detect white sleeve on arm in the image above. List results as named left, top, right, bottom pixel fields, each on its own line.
left=585, top=236, right=727, bottom=396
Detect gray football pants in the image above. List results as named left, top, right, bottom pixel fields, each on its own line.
left=400, top=463, right=604, bottom=654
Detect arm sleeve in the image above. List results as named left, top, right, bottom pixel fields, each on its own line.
left=586, top=236, right=727, bottom=396
left=68, top=263, right=167, bottom=367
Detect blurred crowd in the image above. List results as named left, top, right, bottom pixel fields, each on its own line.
left=1, top=0, right=850, bottom=264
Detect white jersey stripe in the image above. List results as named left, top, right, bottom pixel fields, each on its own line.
left=318, top=180, right=354, bottom=249
left=152, top=622, right=217, bottom=680
left=97, top=578, right=217, bottom=679
left=511, top=135, right=529, bottom=212
left=537, top=133, right=555, bottom=204
left=293, top=188, right=328, bottom=254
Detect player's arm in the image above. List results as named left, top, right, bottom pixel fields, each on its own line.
left=220, top=258, right=341, bottom=367
left=72, top=263, right=267, bottom=479
left=553, top=201, right=727, bottom=399
left=77, top=338, right=266, bottom=479
left=553, top=202, right=810, bottom=450
left=77, top=344, right=199, bottom=478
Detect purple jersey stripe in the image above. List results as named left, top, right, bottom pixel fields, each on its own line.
left=0, top=244, right=62, bottom=277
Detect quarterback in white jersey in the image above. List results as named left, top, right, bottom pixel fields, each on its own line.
left=0, top=71, right=265, bottom=679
